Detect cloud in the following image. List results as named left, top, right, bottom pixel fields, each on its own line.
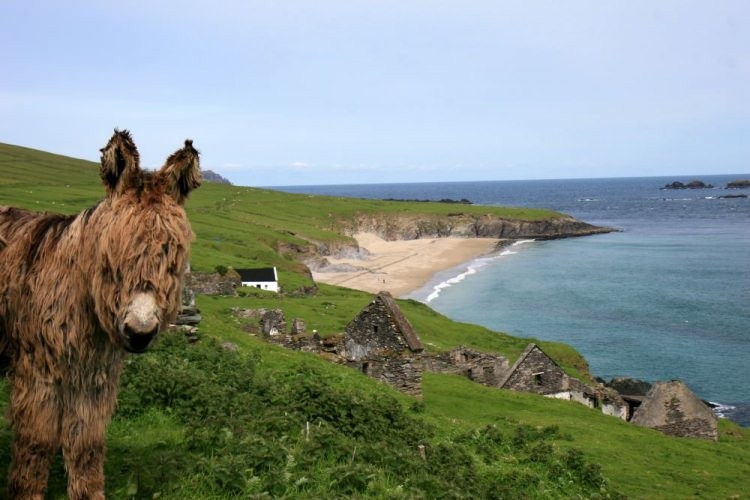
left=330, top=163, right=378, bottom=171
left=290, top=161, right=311, bottom=169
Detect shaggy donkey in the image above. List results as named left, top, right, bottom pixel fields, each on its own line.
left=0, top=130, right=200, bottom=499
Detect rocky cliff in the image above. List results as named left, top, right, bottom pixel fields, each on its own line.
left=285, top=212, right=615, bottom=267
left=345, top=213, right=615, bottom=241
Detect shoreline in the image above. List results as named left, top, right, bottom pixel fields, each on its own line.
left=311, top=233, right=500, bottom=298
left=405, top=239, right=536, bottom=303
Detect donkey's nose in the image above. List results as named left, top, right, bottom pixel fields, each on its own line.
left=121, top=292, right=161, bottom=353
left=122, top=322, right=159, bottom=353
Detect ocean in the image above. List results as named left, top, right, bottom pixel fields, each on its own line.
left=275, top=175, right=750, bottom=426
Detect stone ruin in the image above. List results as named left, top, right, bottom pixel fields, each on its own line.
left=423, top=346, right=510, bottom=387
left=291, top=318, right=306, bottom=335
left=229, top=293, right=715, bottom=440
left=341, top=291, right=425, bottom=397
left=170, top=287, right=202, bottom=342
left=184, top=270, right=240, bottom=296
left=232, top=291, right=425, bottom=396
left=233, top=306, right=341, bottom=357
left=630, top=380, right=718, bottom=441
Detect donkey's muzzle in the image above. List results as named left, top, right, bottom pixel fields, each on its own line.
left=120, top=292, right=161, bottom=353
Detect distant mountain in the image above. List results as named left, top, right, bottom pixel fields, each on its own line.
left=202, top=169, right=232, bottom=184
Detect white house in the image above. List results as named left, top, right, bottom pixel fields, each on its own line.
left=236, top=267, right=279, bottom=292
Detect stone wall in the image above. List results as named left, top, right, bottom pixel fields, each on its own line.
left=269, top=331, right=343, bottom=357
left=233, top=302, right=424, bottom=396
left=169, top=286, right=201, bottom=342
left=650, top=414, right=718, bottom=441
left=233, top=307, right=289, bottom=336
left=291, top=318, right=306, bottom=335
left=185, top=271, right=239, bottom=296
left=424, top=346, right=510, bottom=387
left=346, top=356, right=423, bottom=397
left=172, top=287, right=202, bottom=327
left=598, top=386, right=629, bottom=420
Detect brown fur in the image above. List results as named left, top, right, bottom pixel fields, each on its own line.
left=0, top=130, right=200, bottom=499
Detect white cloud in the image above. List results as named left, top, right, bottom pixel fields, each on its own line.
left=330, top=163, right=378, bottom=171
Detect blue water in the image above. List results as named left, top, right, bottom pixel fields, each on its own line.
left=275, top=176, right=750, bottom=426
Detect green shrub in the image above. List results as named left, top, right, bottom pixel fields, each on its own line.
left=108, top=333, right=615, bottom=497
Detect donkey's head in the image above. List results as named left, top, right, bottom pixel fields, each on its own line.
left=91, top=130, right=201, bottom=353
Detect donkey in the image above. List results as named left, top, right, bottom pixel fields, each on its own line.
left=0, top=130, right=200, bottom=499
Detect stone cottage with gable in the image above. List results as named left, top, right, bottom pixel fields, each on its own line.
left=342, top=291, right=424, bottom=396
left=630, top=380, right=718, bottom=440
left=499, top=343, right=600, bottom=409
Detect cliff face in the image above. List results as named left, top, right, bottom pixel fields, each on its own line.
left=292, top=212, right=615, bottom=264
left=346, top=213, right=614, bottom=241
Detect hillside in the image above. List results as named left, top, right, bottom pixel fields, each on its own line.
left=0, top=142, right=610, bottom=291
left=0, top=141, right=748, bottom=498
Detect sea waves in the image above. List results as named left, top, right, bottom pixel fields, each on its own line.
left=424, top=239, right=535, bottom=303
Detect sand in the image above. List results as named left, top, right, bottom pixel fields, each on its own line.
left=311, top=233, right=500, bottom=298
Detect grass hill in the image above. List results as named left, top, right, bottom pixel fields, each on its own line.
left=1, top=141, right=748, bottom=498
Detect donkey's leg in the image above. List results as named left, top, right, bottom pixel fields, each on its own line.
left=7, top=379, right=61, bottom=500
left=61, top=391, right=116, bottom=500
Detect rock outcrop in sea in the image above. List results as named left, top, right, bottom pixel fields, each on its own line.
left=661, top=180, right=714, bottom=189
left=726, top=179, right=750, bottom=189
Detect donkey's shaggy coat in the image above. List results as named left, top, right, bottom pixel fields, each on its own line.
left=0, top=130, right=200, bottom=499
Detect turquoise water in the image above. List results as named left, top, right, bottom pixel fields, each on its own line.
left=277, top=176, right=750, bottom=425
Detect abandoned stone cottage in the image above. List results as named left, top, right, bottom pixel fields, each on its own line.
left=224, top=285, right=721, bottom=439
left=232, top=293, right=623, bottom=412
left=341, top=291, right=425, bottom=397
left=423, top=345, right=510, bottom=387
left=234, top=291, right=425, bottom=396
left=630, top=380, right=718, bottom=441
left=499, top=344, right=600, bottom=408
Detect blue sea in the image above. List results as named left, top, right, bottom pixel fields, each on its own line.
left=275, top=175, right=750, bottom=426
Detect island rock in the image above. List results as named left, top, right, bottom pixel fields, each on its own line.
left=661, top=180, right=714, bottom=190
left=726, top=179, right=750, bottom=189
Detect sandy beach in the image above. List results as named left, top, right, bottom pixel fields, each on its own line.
left=311, top=233, right=500, bottom=297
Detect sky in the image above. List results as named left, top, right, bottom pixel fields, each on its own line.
left=1, top=1, right=748, bottom=186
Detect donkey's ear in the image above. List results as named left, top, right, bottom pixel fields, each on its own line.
left=159, top=139, right=201, bottom=204
left=99, top=129, right=141, bottom=195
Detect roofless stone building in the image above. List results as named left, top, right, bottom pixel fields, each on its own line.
left=230, top=293, right=718, bottom=439
left=630, top=380, right=718, bottom=440
left=342, top=291, right=425, bottom=396
left=498, top=343, right=600, bottom=408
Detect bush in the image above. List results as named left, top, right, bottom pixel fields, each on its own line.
left=9, top=333, right=615, bottom=497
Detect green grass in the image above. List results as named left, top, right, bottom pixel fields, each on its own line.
left=1, top=141, right=563, bottom=290
left=1, top=141, right=749, bottom=498
left=421, top=374, right=750, bottom=499
left=204, top=286, right=593, bottom=382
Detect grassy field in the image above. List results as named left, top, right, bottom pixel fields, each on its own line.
left=1, top=142, right=748, bottom=498
left=1, top=141, right=563, bottom=291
